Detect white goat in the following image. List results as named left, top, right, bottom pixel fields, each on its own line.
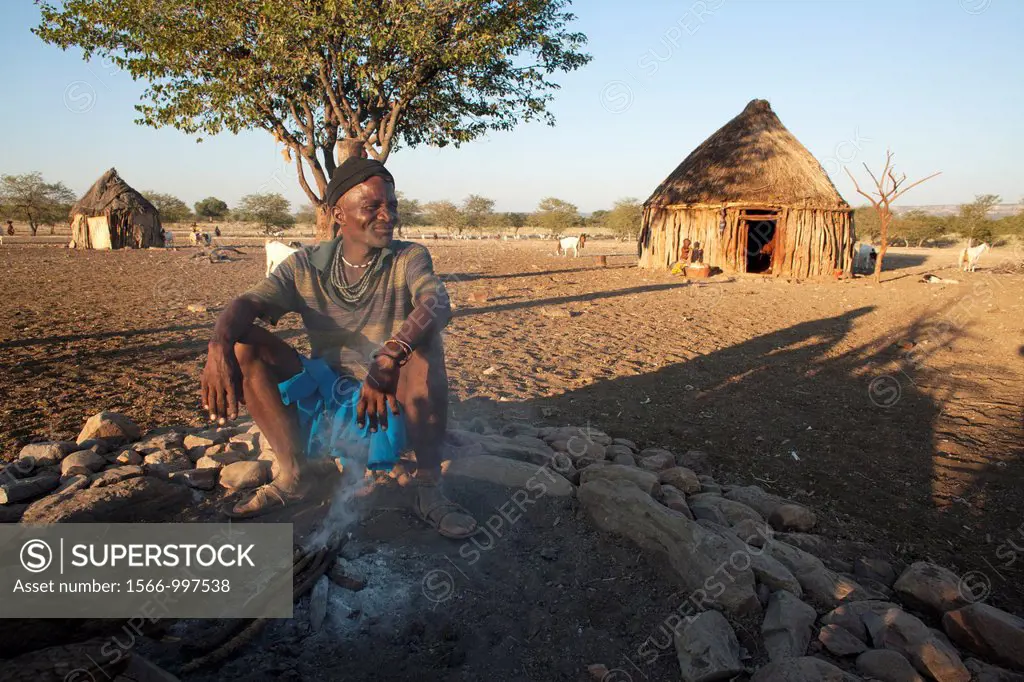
left=265, top=239, right=303, bottom=277
left=958, top=242, right=990, bottom=272
left=556, top=234, right=587, bottom=257
left=853, top=243, right=877, bottom=274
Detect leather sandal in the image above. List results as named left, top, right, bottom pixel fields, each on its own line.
left=413, top=485, right=478, bottom=539
left=223, top=481, right=305, bottom=519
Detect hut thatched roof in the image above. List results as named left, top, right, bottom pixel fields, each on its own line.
left=645, top=100, right=849, bottom=210
left=70, top=168, right=158, bottom=218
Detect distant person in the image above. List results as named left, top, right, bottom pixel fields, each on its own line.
left=5, top=220, right=13, bottom=236
left=691, top=242, right=704, bottom=264
left=678, top=238, right=692, bottom=264
left=214, top=226, right=222, bottom=237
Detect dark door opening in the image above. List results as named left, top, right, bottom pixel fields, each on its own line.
left=745, top=218, right=776, bottom=273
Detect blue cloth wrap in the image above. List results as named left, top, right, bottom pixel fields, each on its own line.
left=277, top=356, right=406, bottom=471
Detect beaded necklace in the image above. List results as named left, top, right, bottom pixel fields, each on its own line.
left=329, top=244, right=380, bottom=304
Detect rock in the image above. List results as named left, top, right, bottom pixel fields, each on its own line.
left=60, top=450, right=108, bottom=476
left=821, top=601, right=902, bottom=643
left=750, top=656, right=862, bottom=681
left=639, top=451, right=676, bottom=471
left=768, top=504, right=817, bottom=532
left=169, top=467, right=218, bottom=491
left=612, top=437, right=637, bottom=449
left=257, top=450, right=281, bottom=479
left=192, top=446, right=245, bottom=468
left=733, top=519, right=774, bottom=548
left=218, top=460, right=271, bottom=491
left=184, top=430, right=229, bottom=451
left=56, top=474, right=92, bottom=494
left=442, top=455, right=573, bottom=496
left=0, top=503, right=28, bottom=522
left=309, top=575, right=330, bottom=632
left=447, top=430, right=556, bottom=467
left=586, top=663, right=609, bottom=681
left=659, top=467, right=702, bottom=494
left=21, top=477, right=192, bottom=523
left=942, top=603, right=1024, bottom=672
left=563, top=440, right=606, bottom=462
left=767, top=540, right=878, bottom=609
left=763, top=590, right=817, bottom=661
left=660, top=485, right=694, bottom=518
left=965, top=658, right=1024, bottom=681
left=863, top=606, right=969, bottom=682
left=114, top=447, right=144, bottom=465
left=90, top=465, right=146, bottom=488
left=18, top=441, right=77, bottom=467
left=77, top=411, right=141, bottom=445
left=579, top=477, right=760, bottom=614
left=612, top=454, right=636, bottom=466
left=327, top=559, right=367, bottom=591
left=894, top=562, right=970, bottom=617
left=134, top=431, right=185, bottom=454
left=579, top=464, right=660, bottom=497
left=854, top=557, right=897, bottom=588
left=142, top=449, right=192, bottom=477
left=697, top=520, right=803, bottom=597
left=0, top=460, right=37, bottom=480
left=702, top=482, right=723, bottom=495
left=819, top=624, right=868, bottom=657
left=605, top=444, right=635, bottom=459
left=674, top=610, right=745, bottom=682
left=856, top=650, right=925, bottom=682
left=689, top=494, right=765, bottom=527
left=774, top=532, right=828, bottom=556
left=689, top=497, right=729, bottom=525
left=0, top=473, right=60, bottom=504
left=499, top=423, right=540, bottom=439
left=77, top=438, right=112, bottom=455
left=677, top=450, right=709, bottom=472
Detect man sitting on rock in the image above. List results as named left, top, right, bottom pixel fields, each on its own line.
left=200, top=156, right=477, bottom=539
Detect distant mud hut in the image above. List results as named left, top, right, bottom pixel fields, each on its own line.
left=639, top=100, right=854, bottom=278
left=70, top=168, right=162, bottom=249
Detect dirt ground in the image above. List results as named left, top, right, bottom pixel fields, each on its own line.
left=2, top=238, right=1022, bottom=679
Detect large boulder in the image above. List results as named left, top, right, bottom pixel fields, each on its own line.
left=942, top=603, right=1024, bottom=672
left=696, top=521, right=802, bottom=597
left=766, top=540, right=878, bottom=609
left=90, top=465, right=146, bottom=489
left=726, top=485, right=816, bottom=531
left=674, top=610, right=745, bottom=682
left=659, top=467, right=702, bottom=494
left=578, top=477, right=760, bottom=615
left=863, top=606, right=969, bottom=682
left=689, top=494, right=764, bottom=527
left=894, top=562, right=971, bottom=617
left=750, top=657, right=862, bottom=681
left=0, top=474, right=60, bottom=505
left=762, top=590, right=817, bottom=661
left=143, top=448, right=193, bottom=477
left=21, top=477, right=191, bottom=523
left=818, top=624, right=868, bottom=657
left=17, top=441, right=78, bottom=467
left=768, top=504, right=817, bottom=533
left=856, top=650, right=925, bottom=682
left=821, top=601, right=903, bottom=643
left=442, top=455, right=573, bottom=496
left=579, top=464, right=660, bottom=497
left=76, top=411, right=141, bottom=445
left=60, top=450, right=107, bottom=477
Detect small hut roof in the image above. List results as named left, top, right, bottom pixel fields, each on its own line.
left=645, top=100, right=849, bottom=209
left=71, top=167, right=158, bottom=217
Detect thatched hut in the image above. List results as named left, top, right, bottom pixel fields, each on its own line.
left=70, top=168, right=162, bottom=249
left=639, top=100, right=854, bottom=278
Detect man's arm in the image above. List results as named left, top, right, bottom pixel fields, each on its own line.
left=201, top=295, right=269, bottom=422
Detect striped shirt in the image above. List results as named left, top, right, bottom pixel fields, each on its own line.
left=245, top=238, right=450, bottom=380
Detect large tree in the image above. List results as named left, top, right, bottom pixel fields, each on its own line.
left=235, top=193, right=295, bottom=234
left=35, top=1, right=590, bottom=239
left=423, top=200, right=464, bottom=235
left=603, top=197, right=642, bottom=240
left=956, top=194, right=1000, bottom=246
left=0, top=172, right=76, bottom=236
left=396, top=192, right=424, bottom=230
left=461, top=194, right=495, bottom=233
left=194, top=196, right=229, bottom=221
left=142, top=191, right=192, bottom=223
left=533, top=197, right=579, bottom=236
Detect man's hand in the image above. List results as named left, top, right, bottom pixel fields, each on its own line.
left=358, top=356, right=401, bottom=432
left=201, top=341, right=244, bottom=422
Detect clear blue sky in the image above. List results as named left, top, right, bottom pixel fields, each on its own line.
left=1, top=0, right=1021, bottom=213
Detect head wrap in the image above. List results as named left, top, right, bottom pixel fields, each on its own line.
left=325, top=157, right=394, bottom=208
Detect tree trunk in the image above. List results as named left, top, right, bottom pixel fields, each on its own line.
left=29, top=221, right=38, bottom=237
left=314, top=203, right=334, bottom=241
left=874, top=211, right=890, bottom=283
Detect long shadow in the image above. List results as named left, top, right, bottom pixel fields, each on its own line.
left=451, top=281, right=696, bottom=318
left=450, top=306, right=1023, bottom=611
left=0, top=323, right=214, bottom=351
left=881, top=252, right=928, bottom=271
left=442, top=262, right=635, bottom=283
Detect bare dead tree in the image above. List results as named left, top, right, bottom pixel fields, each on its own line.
left=846, top=151, right=941, bottom=282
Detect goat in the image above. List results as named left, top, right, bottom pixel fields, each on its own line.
left=265, top=239, right=303, bottom=277
left=958, top=242, right=990, bottom=272
left=556, top=234, right=587, bottom=257
left=853, top=243, right=877, bottom=274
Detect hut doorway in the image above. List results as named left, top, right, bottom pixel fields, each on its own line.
left=741, top=210, right=778, bottom=273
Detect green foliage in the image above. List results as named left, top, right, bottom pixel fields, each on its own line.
left=504, top=212, right=528, bottom=234
left=955, top=194, right=1000, bottom=244
left=294, top=204, right=317, bottom=225
left=396, top=192, right=425, bottom=228
left=194, top=196, right=229, bottom=221
left=235, top=193, right=295, bottom=234
left=142, top=191, right=192, bottom=223
left=0, top=172, right=76, bottom=235
left=461, top=194, right=495, bottom=232
left=889, top=210, right=948, bottom=247
left=423, top=200, right=464, bottom=234
left=853, top=206, right=880, bottom=243
left=603, top=198, right=642, bottom=239
left=533, top=197, right=579, bottom=235
left=587, top=209, right=609, bottom=227
left=34, top=0, right=591, bottom=212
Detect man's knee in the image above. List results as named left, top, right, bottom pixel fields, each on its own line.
left=233, top=341, right=263, bottom=370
